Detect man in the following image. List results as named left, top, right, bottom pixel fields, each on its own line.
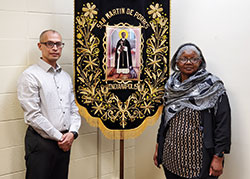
left=17, top=29, right=81, bottom=179
left=115, top=31, right=132, bottom=74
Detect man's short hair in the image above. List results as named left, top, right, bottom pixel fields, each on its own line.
left=39, top=29, right=61, bottom=42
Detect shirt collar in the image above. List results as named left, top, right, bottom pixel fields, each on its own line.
left=38, top=58, right=62, bottom=73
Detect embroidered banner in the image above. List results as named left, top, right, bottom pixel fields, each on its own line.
left=74, top=0, right=170, bottom=139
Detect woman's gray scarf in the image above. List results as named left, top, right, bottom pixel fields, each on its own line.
left=163, top=69, right=226, bottom=126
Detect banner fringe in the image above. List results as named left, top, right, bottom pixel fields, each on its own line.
left=77, top=101, right=163, bottom=140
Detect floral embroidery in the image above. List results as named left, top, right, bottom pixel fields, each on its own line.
left=82, top=3, right=97, bottom=19
left=148, top=3, right=163, bottom=18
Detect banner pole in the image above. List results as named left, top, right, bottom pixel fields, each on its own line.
left=120, top=132, right=124, bottom=179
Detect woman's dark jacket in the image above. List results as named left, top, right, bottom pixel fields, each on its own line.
left=157, top=93, right=231, bottom=165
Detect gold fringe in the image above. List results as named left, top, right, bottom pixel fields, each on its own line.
left=76, top=100, right=163, bottom=140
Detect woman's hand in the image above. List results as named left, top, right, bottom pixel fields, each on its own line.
left=209, top=155, right=224, bottom=177
left=153, top=143, right=160, bottom=168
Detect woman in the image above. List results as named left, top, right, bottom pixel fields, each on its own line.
left=153, top=43, right=231, bottom=179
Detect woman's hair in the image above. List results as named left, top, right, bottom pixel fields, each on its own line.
left=171, top=43, right=206, bottom=71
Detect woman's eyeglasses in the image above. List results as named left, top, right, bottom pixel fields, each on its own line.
left=177, top=57, right=201, bottom=64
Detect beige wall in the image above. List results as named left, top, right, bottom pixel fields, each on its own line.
left=0, top=1, right=135, bottom=179
left=135, top=0, right=250, bottom=179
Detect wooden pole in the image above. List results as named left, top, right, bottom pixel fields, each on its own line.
left=120, top=139, right=124, bottom=179
left=120, top=131, right=124, bottom=179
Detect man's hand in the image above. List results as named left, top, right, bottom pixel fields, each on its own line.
left=58, top=132, right=74, bottom=152
left=209, top=155, right=224, bottom=177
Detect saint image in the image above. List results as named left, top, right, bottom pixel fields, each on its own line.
left=106, top=27, right=141, bottom=80
left=115, top=31, right=132, bottom=74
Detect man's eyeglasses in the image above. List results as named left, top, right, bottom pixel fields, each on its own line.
left=177, top=57, right=201, bottom=64
left=40, top=41, right=65, bottom=49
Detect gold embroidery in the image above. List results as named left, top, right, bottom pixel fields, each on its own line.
left=75, top=2, right=169, bottom=139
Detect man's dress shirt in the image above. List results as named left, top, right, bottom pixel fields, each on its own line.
left=17, top=59, right=81, bottom=141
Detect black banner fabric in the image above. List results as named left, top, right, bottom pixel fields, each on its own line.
left=74, top=0, right=170, bottom=139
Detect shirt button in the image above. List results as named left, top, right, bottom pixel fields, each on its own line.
left=63, top=112, right=65, bottom=114
left=60, top=99, right=62, bottom=101
left=57, top=86, right=59, bottom=89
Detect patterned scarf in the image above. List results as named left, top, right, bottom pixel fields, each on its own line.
left=163, top=69, right=226, bottom=126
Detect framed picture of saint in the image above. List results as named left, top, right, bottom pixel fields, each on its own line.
left=106, top=26, right=141, bottom=81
